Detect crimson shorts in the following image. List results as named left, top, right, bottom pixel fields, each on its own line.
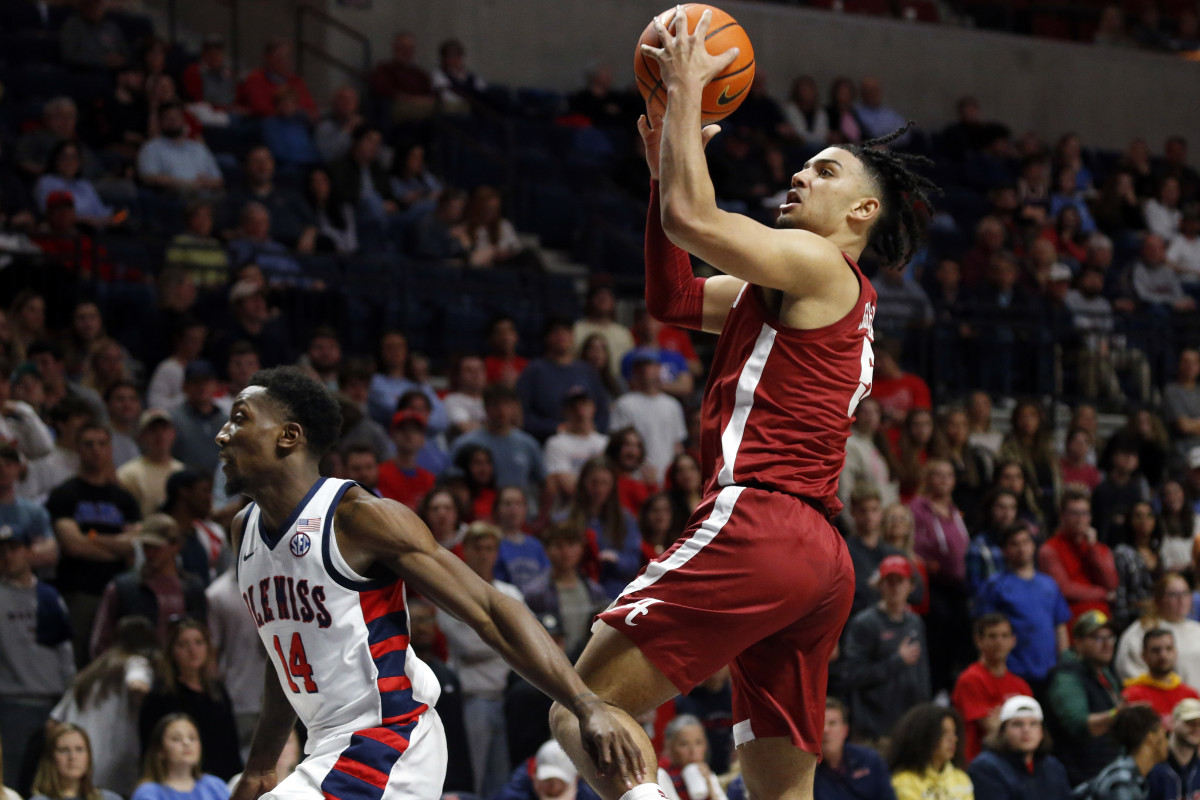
left=596, top=485, right=855, bottom=753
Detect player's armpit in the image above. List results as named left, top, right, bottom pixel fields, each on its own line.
left=701, top=275, right=747, bottom=334
left=662, top=206, right=853, bottom=302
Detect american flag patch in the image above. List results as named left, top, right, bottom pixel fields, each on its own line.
left=296, top=518, right=321, bottom=532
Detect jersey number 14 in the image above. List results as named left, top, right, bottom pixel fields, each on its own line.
left=272, top=632, right=318, bottom=693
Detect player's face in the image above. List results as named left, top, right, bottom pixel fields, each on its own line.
left=666, top=724, right=707, bottom=767
left=1002, top=717, right=1042, bottom=755
left=975, top=622, right=1015, bottom=663
left=161, top=719, right=201, bottom=769
left=215, top=387, right=286, bottom=496
left=777, top=148, right=873, bottom=236
left=52, top=730, right=89, bottom=781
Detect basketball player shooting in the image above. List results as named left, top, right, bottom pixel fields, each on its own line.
left=218, top=369, right=645, bottom=800
left=550, top=7, right=937, bottom=800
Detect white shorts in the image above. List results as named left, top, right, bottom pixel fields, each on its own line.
left=264, top=711, right=447, bottom=800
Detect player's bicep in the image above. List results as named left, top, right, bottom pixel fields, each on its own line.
left=701, top=275, right=747, bottom=334
left=670, top=208, right=846, bottom=299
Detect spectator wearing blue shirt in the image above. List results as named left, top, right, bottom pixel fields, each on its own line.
left=493, top=487, right=549, bottom=592
left=132, top=714, right=229, bottom=800
left=136, top=104, right=224, bottom=195
left=35, top=141, right=116, bottom=227
left=814, top=697, right=897, bottom=800
left=967, top=696, right=1072, bottom=800
left=1049, top=167, right=1098, bottom=235
left=451, top=385, right=545, bottom=494
left=854, top=77, right=910, bottom=145
left=965, top=489, right=1020, bottom=597
left=1147, top=697, right=1200, bottom=800
left=367, top=331, right=449, bottom=434
left=226, top=203, right=305, bottom=282
left=260, top=87, right=321, bottom=169
left=975, top=522, right=1071, bottom=694
left=516, top=319, right=610, bottom=442
left=555, top=457, right=641, bottom=598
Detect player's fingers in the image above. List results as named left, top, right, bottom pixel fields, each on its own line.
left=701, top=124, right=722, bottom=148
left=671, top=5, right=687, bottom=35
left=640, top=43, right=666, bottom=62
left=716, top=46, right=740, bottom=72
left=652, top=14, right=672, bottom=44
left=694, top=7, right=713, bottom=39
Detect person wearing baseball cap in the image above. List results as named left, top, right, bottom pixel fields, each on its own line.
left=377, top=409, right=435, bottom=510
left=1146, top=698, right=1200, bottom=799
left=491, top=738, right=586, bottom=800
left=1046, top=609, right=1123, bottom=785
left=115, top=408, right=184, bottom=518
left=968, top=695, right=1072, bottom=800
left=841, top=553, right=931, bottom=742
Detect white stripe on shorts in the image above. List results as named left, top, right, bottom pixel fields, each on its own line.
left=617, top=485, right=744, bottom=600
left=718, top=323, right=776, bottom=487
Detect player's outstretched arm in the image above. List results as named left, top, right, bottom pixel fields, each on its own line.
left=336, top=489, right=648, bottom=787
left=231, top=659, right=299, bottom=800
left=643, top=8, right=851, bottom=301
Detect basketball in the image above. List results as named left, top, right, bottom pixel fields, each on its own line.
left=634, top=3, right=755, bottom=125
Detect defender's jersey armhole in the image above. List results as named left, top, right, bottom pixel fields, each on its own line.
left=321, top=480, right=397, bottom=592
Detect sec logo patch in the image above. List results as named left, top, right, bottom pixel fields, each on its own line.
left=290, top=532, right=312, bottom=557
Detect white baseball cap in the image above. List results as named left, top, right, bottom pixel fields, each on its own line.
left=535, top=740, right=577, bottom=785
left=999, top=695, right=1043, bottom=723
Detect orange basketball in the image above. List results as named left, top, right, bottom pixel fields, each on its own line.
left=634, top=4, right=755, bottom=125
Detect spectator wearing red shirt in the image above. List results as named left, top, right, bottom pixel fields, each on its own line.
left=871, top=341, right=931, bottom=448
left=236, top=39, right=317, bottom=120
left=1038, top=488, right=1119, bottom=621
left=953, top=613, right=1034, bottom=762
left=1122, top=628, right=1200, bottom=727
left=369, top=32, right=437, bottom=123
left=1060, top=427, right=1102, bottom=492
left=484, top=316, right=528, bottom=388
left=33, top=191, right=125, bottom=281
left=604, top=427, right=657, bottom=516
left=376, top=409, right=435, bottom=509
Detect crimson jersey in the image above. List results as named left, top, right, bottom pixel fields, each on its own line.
left=700, top=256, right=877, bottom=517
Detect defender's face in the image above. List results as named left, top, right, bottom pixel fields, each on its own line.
left=215, top=386, right=285, bottom=496
left=777, top=148, right=871, bottom=236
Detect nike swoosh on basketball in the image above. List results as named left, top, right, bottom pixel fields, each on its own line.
left=715, top=85, right=743, bottom=106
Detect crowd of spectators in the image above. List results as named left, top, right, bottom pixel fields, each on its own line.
left=5, top=3, right=1200, bottom=800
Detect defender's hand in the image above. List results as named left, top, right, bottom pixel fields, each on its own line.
left=578, top=701, right=647, bottom=789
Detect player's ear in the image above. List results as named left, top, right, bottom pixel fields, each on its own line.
left=278, top=421, right=305, bottom=453
left=851, top=196, right=880, bottom=224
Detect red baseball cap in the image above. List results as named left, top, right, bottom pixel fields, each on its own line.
left=46, top=190, right=75, bottom=209
left=389, top=409, right=428, bottom=430
left=878, top=555, right=913, bottom=580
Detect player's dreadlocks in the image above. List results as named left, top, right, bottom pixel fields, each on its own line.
left=843, top=122, right=939, bottom=269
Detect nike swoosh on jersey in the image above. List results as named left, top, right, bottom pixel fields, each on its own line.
left=242, top=550, right=256, bottom=561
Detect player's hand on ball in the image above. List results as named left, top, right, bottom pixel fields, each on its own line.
left=578, top=702, right=647, bottom=788
left=231, top=770, right=277, bottom=800
left=642, top=7, right=739, bottom=91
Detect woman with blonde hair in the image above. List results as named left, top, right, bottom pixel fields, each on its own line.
left=882, top=503, right=929, bottom=616
left=29, top=725, right=121, bottom=800
left=138, top=620, right=241, bottom=781
left=133, top=715, right=228, bottom=800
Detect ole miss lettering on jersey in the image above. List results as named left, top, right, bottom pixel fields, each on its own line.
left=241, top=575, right=332, bottom=629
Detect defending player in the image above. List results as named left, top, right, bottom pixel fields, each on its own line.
left=550, top=7, right=937, bottom=800
left=219, top=368, right=644, bottom=800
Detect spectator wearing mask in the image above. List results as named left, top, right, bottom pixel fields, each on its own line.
left=1039, top=488, right=1118, bottom=619
left=1045, top=610, right=1123, bottom=785
left=1082, top=705, right=1169, bottom=800
left=0, top=523, right=74, bottom=786
left=1146, top=698, right=1200, bottom=800
left=132, top=714, right=230, bottom=800
left=136, top=104, right=223, bottom=196
left=138, top=621, right=242, bottom=781
left=1122, top=629, right=1200, bottom=726
left=966, top=696, right=1071, bottom=800
left=89, top=514, right=206, bottom=659
left=887, top=705, right=972, bottom=800
left=117, top=410, right=185, bottom=519
left=974, top=523, right=1071, bottom=694
left=952, top=614, right=1034, bottom=763
left=437, top=522, right=525, bottom=798
left=842, top=555, right=932, bottom=742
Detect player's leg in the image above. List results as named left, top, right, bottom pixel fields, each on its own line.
left=738, top=738, right=818, bottom=800
left=550, top=622, right=677, bottom=800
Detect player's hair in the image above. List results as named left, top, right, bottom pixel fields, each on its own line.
left=663, top=714, right=704, bottom=744
left=887, top=705, right=964, bottom=773
left=842, top=123, right=938, bottom=268
left=973, top=612, right=1012, bottom=640
left=247, top=366, right=343, bottom=458
left=1111, top=705, right=1163, bottom=754
left=140, top=713, right=203, bottom=784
